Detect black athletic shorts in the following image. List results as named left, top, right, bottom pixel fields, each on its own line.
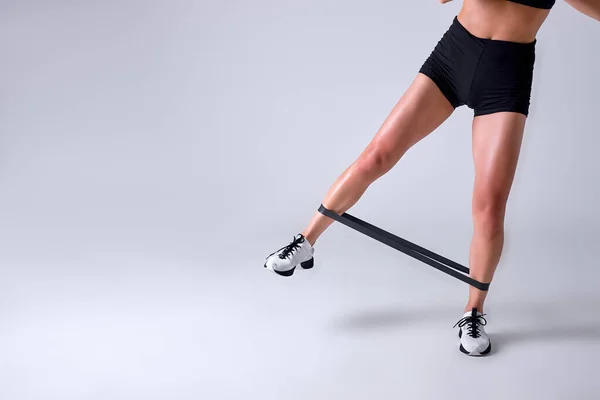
left=419, top=16, right=536, bottom=117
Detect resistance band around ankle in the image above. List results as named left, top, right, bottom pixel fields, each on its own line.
left=318, top=204, right=490, bottom=291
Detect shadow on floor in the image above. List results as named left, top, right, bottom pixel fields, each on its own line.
left=492, top=325, right=600, bottom=350
left=330, top=298, right=600, bottom=350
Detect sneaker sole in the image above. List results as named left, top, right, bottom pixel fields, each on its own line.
left=458, top=329, right=492, bottom=356
left=263, top=257, right=314, bottom=277
left=300, top=258, right=314, bottom=269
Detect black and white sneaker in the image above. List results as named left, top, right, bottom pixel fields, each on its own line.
left=264, top=234, right=315, bottom=277
left=453, top=308, right=491, bottom=356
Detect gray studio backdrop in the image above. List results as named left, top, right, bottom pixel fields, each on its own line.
left=1, top=1, right=599, bottom=399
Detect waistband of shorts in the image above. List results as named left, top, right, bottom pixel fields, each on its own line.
left=451, top=16, right=537, bottom=48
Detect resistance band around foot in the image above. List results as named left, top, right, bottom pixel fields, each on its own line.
left=318, top=204, right=490, bottom=291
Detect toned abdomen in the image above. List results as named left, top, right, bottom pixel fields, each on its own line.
left=459, top=0, right=550, bottom=43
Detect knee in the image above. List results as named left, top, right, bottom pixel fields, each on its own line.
left=352, top=145, right=398, bottom=180
left=472, top=193, right=507, bottom=238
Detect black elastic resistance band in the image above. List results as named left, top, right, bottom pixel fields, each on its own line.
left=318, top=204, right=490, bottom=291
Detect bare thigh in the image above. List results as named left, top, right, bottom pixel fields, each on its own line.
left=356, top=73, right=455, bottom=177
left=472, top=112, right=526, bottom=214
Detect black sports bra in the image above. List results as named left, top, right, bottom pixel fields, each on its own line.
left=507, top=0, right=555, bottom=9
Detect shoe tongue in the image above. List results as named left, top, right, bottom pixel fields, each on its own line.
left=295, top=233, right=305, bottom=243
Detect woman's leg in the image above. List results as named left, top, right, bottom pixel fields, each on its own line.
left=466, top=111, right=527, bottom=312
left=302, top=73, right=455, bottom=245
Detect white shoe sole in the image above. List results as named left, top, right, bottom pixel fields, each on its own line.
left=264, top=257, right=314, bottom=277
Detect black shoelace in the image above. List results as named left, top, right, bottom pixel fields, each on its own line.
left=266, top=235, right=305, bottom=260
left=453, top=309, right=487, bottom=338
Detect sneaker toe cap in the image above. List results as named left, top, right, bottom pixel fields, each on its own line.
left=462, top=338, right=490, bottom=354
left=265, top=256, right=287, bottom=271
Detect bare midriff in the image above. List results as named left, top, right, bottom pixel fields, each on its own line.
left=458, top=0, right=551, bottom=43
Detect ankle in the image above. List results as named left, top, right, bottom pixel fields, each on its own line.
left=301, top=232, right=316, bottom=247
left=464, top=304, right=484, bottom=313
